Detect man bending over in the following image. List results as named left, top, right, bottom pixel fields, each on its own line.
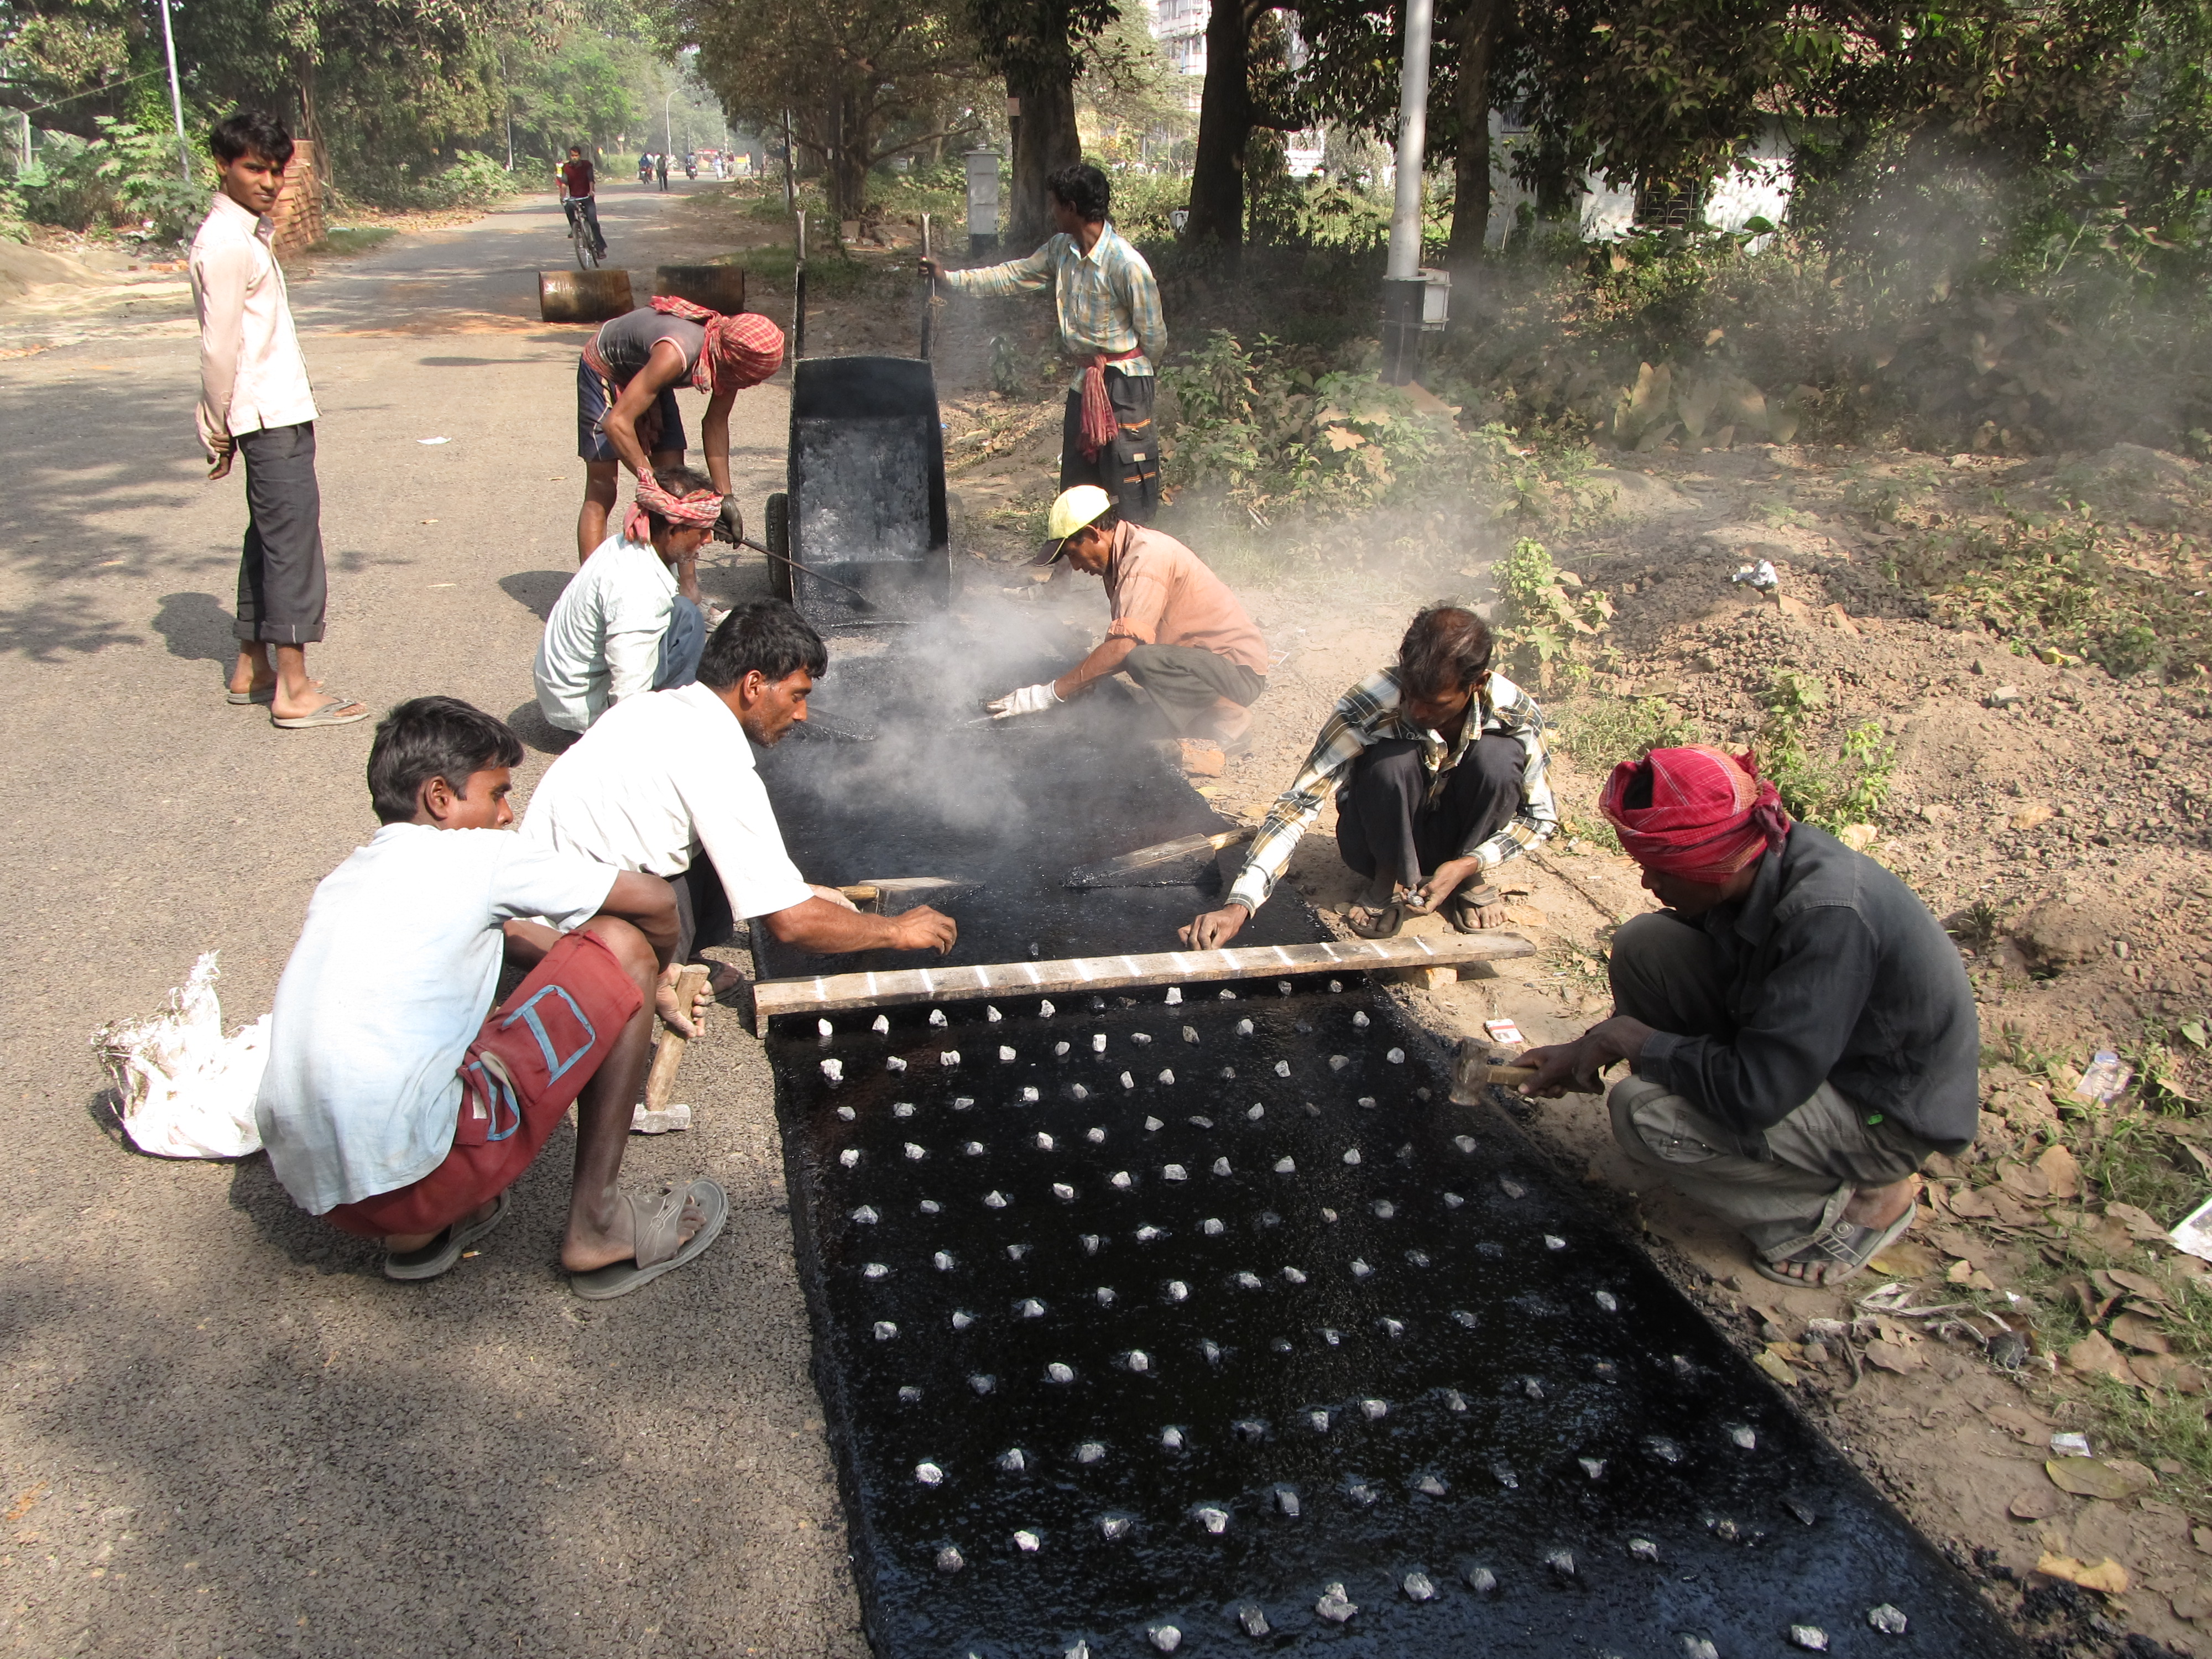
left=536, top=467, right=719, bottom=734
left=1181, top=606, right=1554, bottom=947
left=576, top=299, right=782, bottom=560
left=255, top=697, right=724, bottom=1298
left=1519, top=745, right=1980, bottom=1287
left=984, top=486, right=1268, bottom=747
left=524, top=599, right=956, bottom=1006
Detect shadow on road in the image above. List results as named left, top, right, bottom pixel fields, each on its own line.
left=499, top=570, right=569, bottom=624
left=0, top=596, right=146, bottom=661
left=152, top=591, right=237, bottom=666
left=506, top=696, right=572, bottom=757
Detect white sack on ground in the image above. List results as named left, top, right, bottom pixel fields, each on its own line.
left=95, top=952, right=269, bottom=1160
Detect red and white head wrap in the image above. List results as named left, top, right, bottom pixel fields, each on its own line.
left=624, top=469, right=724, bottom=544
left=649, top=296, right=784, bottom=395
left=1600, top=744, right=1792, bottom=884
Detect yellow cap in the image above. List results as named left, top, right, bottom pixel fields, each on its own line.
left=1036, top=485, right=1113, bottom=564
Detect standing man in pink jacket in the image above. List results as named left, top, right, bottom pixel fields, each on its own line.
left=189, top=109, right=364, bottom=729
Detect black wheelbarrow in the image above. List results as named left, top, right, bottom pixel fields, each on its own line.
left=762, top=353, right=951, bottom=621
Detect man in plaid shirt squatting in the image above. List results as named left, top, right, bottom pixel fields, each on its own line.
left=1180, top=606, right=1557, bottom=948
left=922, top=161, right=1166, bottom=522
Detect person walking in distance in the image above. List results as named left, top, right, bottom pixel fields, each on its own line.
left=190, top=109, right=365, bottom=729
left=655, top=151, right=670, bottom=192
left=922, top=163, right=1166, bottom=523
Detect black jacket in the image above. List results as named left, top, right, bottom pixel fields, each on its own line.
left=1636, top=823, right=1981, bottom=1150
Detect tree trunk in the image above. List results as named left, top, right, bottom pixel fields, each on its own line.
left=1444, top=0, right=1499, bottom=272
left=1183, top=0, right=1253, bottom=245
left=1005, top=62, right=1081, bottom=248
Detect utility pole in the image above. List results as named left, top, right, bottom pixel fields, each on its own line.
left=665, top=89, right=674, bottom=155
left=1379, top=0, right=1434, bottom=385
left=156, top=0, right=192, bottom=184
left=782, top=108, right=796, bottom=214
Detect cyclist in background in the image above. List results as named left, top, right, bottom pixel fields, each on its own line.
left=559, top=145, right=607, bottom=259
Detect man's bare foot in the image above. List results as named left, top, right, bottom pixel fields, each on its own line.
left=561, top=1188, right=705, bottom=1274
left=383, top=1196, right=499, bottom=1255
left=1755, top=1178, right=1918, bottom=1287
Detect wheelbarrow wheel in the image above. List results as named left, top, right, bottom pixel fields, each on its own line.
left=765, top=491, right=791, bottom=600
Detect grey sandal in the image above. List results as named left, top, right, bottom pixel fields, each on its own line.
left=1751, top=1206, right=1914, bottom=1289
left=569, top=1178, right=728, bottom=1300
left=1345, top=901, right=1404, bottom=940
left=383, top=1190, right=512, bottom=1281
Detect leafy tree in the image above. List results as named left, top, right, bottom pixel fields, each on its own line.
left=966, top=0, right=1119, bottom=246
left=1182, top=0, right=1303, bottom=244
left=676, top=0, right=987, bottom=220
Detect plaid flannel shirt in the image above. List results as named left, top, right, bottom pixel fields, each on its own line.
left=938, top=223, right=1166, bottom=377
left=1224, top=666, right=1557, bottom=914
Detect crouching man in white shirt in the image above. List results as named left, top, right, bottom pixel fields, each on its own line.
left=256, top=696, right=726, bottom=1298
left=523, top=599, right=956, bottom=1016
left=535, top=465, right=721, bottom=735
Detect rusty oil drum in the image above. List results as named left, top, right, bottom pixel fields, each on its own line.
left=652, top=265, right=747, bottom=315
left=537, top=268, right=635, bottom=324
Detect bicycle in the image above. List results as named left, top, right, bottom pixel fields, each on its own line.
left=561, top=192, right=602, bottom=270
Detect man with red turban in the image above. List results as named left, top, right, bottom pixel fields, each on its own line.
left=574, top=296, right=784, bottom=561
left=1520, top=745, right=1980, bottom=1287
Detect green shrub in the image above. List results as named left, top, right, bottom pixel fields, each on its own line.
left=21, top=118, right=208, bottom=242
left=1495, top=537, right=1614, bottom=687
left=1756, top=671, right=1897, bottom=833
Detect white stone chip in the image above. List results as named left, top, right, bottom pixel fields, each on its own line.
left=1163, top=1164, right=1187, bottom=1181
left=1386, top=1047, right=1405, bottom=1063
left=1111, top=1171, right=1133, bottom=1190
left=1120, top=1071, right=1135, bottom=1089
left=886, top=1056, right=906, bottom=1072
left=1159, top=1068, right=1176, bottom=1084
left=1315, top=1583, right=1358, bottom=1623
left=872, top=1014, right=889, bottom=1034
left=1329, top=1055, right=1349, bottom=1071
left=1047, top=1362, right=1075, bottom=1384
left=1053, top=1183, right=1076, bottom=1202
left=840, top=1149, right=860, bottom=1168
left=1274, top=1060, right=1292, bottom=1077
left=904, top=1141, right=927, bottom=1161
left=928, top=1009, right=946, bottom=1026
left=998, top=1046, right=1016, bottom=1062
left=821, top=1059, right=844, bottom=1083
left=986, top=1006, right=1002, bottom=1022
left=933, top=1251, right=955, bottom=1270
left=914, top=1461, right=942, bottom=1484
left=1145, top=1116, right=1164, bottom=1131
left=851, top=1206, right=878, bottom=1224
left=817, top=1019, right=833, bottom=1037
left=1274, top=1156, right=1296, bottom=1174
left=1193, top=1506, right=1228, bottom=1535
left=941, top=1051, right=960, bottom=1067
left=1014, top=1529, right=1040, bottom=1552
left=1021, top=1086, right=1039, bottom=1102
left=1165, top=987, right=1182, bottom=1004
left=874, top=1321, right=898, bottom=1340
left=1036, top=1131, right=1055, bottom=1150
left=1039, top=1000, right=1055, bottom=1016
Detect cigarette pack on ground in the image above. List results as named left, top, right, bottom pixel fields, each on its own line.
left=1484, top=1017, right=1524, bottom=1046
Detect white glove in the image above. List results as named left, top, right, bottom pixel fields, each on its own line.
left=988, top=682, right=1061, bottom=719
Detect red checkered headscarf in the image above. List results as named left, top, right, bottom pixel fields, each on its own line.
left=1600, top=744, right=1792, bottom=884
left=649, top=296, right=784, bottom=395
left=624, top=469, right=724, bottom=544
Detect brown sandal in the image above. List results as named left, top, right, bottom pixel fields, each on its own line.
left=1346, top=901, right=1404, bottom=940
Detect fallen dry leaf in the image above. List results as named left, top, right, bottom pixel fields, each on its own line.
left=1985, top=1404, right=2053, bottom=1442
left=1944, top=1185, right=1998, bottom=1219
left=1755, top=1347, right=1798, bottom=1386
left=2037, top=1553, right=2131, bottom=1594
left=2045, top=1457, right=2157, bottom=1501
left=2010, top=801, right=2056, bottom=831
left=2105, top=1202, right=2169, bottom=1241
left=1869, top=1239, right=1938, bottom=1278
left=2109, top=1313, right=2173, bottom=1355
left=2130, top=1355, right=2209, bottom=1395
left=1946, top=1256, right=1999, bottom=1291
left=2000, top=1162, right=2054, bottom=1200
left=2009, top=1488, right=2063, bottom=1520
left=1930, top=1227, right=1984, bottom=1263
left=1864, top=1338, right=1924, bottom=1374
left=2065, top=1331, right=2137, bottom=1385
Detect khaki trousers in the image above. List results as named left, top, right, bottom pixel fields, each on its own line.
left=1605, top=912, right=1934, bottom=1260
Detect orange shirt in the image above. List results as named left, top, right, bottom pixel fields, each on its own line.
left=1102, top=523, right=1269, bottom=676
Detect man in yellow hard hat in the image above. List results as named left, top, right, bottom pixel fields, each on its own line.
left=984, top=485, right=1268, bottom=746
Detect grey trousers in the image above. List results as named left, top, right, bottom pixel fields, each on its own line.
left=234, top=422, right=328, bottom=646
left=1121, top=643, right=1264, bottom=729
left=1606, top=912, right=1934, bottom=1259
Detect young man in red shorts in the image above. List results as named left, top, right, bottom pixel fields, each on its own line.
left=255, top=696, right=721, bottom=1298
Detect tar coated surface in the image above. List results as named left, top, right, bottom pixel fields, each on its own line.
left=754, top=638, right=2024, bottom=1659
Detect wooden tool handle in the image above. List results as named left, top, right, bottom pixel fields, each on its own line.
left=643, top=963, right=713, bottom=1112
left=1480, top=1064, right=1537, bottom=1086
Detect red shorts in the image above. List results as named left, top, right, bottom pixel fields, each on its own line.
left=325, top=928, right=644, bottom=1240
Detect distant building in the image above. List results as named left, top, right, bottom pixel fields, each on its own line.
left=1144, top=0, right=1209, bottom=105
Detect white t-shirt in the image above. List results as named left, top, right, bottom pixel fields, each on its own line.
left=255, top=825, right=618, bottom=1214
left=520, top=681, right=815, bottom=921
left=534, top=532, right=680, bottom=734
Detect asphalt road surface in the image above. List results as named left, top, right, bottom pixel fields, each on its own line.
left=0, top=180, right=872, bottom=1657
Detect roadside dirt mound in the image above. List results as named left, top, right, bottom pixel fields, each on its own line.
left=0, top=243, right=116, bottom=299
